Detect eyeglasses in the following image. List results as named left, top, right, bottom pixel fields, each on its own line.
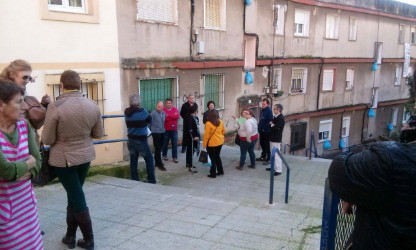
left=22, top=75, right=32, bottom=81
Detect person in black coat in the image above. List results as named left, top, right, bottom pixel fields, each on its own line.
left=180, top=95, right=198, bottom=153
left=328, top=141, right=416, bottom=250
left=266, top=104, right=285, bottom=176
left=183, top=105, right=200, bottom=173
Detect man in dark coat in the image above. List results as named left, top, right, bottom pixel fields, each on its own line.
left=182, top=105, right=200, bottom=173
left=266, top=104, right=285, bottom=176
left=180, top=95, right=198, bottom=153
left=256, top=98, right=273, bottom=163
left=328, top=141, right=416, bottom=250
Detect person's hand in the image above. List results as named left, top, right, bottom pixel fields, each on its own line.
left=247, top=140, right=251, bottom=143
left=26, top=155, right=36, bottom=170
left=41, top=94, right=52, bottom=104
left=194, top=137, right=199, bottom=141
left=16, top=171, right=32, bottom=181
left=342, top=201, right=353, bottom=215
left=232, top=115, right=237, bottom=119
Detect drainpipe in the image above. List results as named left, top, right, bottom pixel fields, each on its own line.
left=317, top=58, right=324, bottom=111
left=189, top=0, right=195, bottom=60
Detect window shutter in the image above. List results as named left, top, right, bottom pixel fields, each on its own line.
left=205, top=0, right=220, bottom=28
left=295, top=10, right=305, bottom=24
left=139, top=78, right=173, bottom=111
left=322, top=69, right=334, bottom=91
left=137, top=0, right=177, bottom=24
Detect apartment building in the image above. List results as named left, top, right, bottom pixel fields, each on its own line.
left=0, top=0, right=124, bottom=164
left=117, top=0, right=416, bottom=156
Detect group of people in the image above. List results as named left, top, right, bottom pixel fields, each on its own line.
left=0, top=60, right=102, bottom=250
left=125, top=94, right=226, bottom=179
left=234, top=99, right=285, bottom=176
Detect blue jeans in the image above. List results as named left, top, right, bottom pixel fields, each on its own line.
left=162, top=130, right=178, bottom=158
left=239, top=139, right=258, bottom=168
left=128, top=138, right=156, bottom=184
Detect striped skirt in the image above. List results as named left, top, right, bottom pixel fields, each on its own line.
left=0, top=180, right=43, bottom=250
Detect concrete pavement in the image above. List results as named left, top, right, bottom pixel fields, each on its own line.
left=35, top=145, right=331, bottom=250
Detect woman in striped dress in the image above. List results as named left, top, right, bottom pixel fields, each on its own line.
left=0, top=80, right=43, bottom=249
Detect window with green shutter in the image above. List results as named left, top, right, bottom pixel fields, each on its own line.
left=139, top=78, right=173, bottom=112
left=203, top=73, right=224, bottom=111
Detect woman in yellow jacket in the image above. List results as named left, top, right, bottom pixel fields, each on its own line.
left=203, top=110, right=226, bottom=178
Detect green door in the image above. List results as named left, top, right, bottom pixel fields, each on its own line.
left=139, top=78, right=172, bottom=112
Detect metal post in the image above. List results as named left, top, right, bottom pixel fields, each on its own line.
left=320, top=178, right=339, bottom=250
left=269, top=147, right=277, bottom=204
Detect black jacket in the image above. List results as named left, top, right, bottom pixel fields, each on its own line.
left=203, top=109, right=219, bottom=124
left=180, top=102, right=198, bottom=119
left=182, top=114, right=200, bottom=145
left=269, top=114, right=285, bottom=143
left=328, top=142, right=416, bottom=250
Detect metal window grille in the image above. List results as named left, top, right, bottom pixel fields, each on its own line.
left=290, top=122, right=307, bottom=150
left=291, top=69, right=305, bottom=93
left=334, top=201, right=356, bottom=250
left=136, top=0, right=178, bottom=24
left=139, top=78, right=173, bottom=112
left=204, top=73, right=224, bottom=111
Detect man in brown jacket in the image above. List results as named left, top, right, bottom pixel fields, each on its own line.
left=42, top=70, right=103, bottom=250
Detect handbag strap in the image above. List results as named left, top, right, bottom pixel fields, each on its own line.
left=207, top=126, right=218, bottom=146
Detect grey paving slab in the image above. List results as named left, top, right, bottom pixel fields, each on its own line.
left=35, top=145, right=330, bottom=250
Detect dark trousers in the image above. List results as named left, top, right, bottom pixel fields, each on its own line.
left=54, top=162, right=90, bottom=213
left=152, top=133, right=164, bottom=167
left=185, top=140, right=193, bottom=167
left=259, top=132, right=271, bottom=161
left=240, top=139, right=257, bottom=167
left=207, top=145, right=223, bottom=175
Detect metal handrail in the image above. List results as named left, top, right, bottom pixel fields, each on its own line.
left=269, top=146, right=290, bottom=204
left=283, top=144, right=295, bottom=155
left=305, top=148, right=321, bottom=158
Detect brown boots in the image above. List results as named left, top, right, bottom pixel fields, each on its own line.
left=63, top=207, right=94, bottom=250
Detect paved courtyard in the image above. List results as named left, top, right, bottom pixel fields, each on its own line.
left=35, top=145, right=331, bottom=250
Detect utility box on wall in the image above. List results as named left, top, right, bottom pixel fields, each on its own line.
left=197, top=41, right=204, bottom=54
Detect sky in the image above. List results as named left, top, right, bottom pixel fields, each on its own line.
left=394, top=0, right=416, bottom=6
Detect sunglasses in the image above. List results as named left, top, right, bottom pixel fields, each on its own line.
left=22, top=75, right=32, bottom=81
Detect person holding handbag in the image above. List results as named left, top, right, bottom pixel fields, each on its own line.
left=203, top=110, right=225, bottom=178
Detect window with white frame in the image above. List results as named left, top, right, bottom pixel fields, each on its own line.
left=291, top=68, right=307, bottom=93
left=395, top=65, right=402, bottom=86
left=391, top=108, right=398, bottom=127
left=294, top=9, right=310, bottom=37
left=322, top=69, right=335, bottom=91
left=274, top=5, right=285, bottom=35
left=411, top=26, right=416, bottom=44
left=403, top=108, right=411, bottom=124
left=203, top=73, right=225, bottom=111
left=326, top=14, right=340, bottom=39
left=244, top=36, right=256, bottom=70
left=346, top=69, right=354, bottom=90
left=48, top=0, right=86, bottom=13
left=375, top=42, right=383, bottom=64
left=399, top=24, right=405, bottom=43
left=342, top=116, right=350, bottom=138
left=319, top=119, right=332, bottom=142
left=204, top=0, right=226, bottom=30
left=273, top=68, right=282, bottom=91
left=136, top=0, right=178, bottom=25
left=349, top=17, right=358, bottom=41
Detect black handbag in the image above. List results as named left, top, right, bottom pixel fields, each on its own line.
left=235, top=133, right=241, bottom=146
left=198, top=150, right=208, bottom=163
left=32, top=143, right=57, bottom=186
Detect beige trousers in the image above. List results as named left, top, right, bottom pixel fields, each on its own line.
left=270, top=142, right=282, bottom=173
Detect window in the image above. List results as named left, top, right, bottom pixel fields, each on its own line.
left=403, top=108, right=411, bottom=124
left=375, top=42, right=383, bottom=64
left=322, top=69, right=335, bottom=91
left=204, top=0, right=226, bottom=30
left=391, top=108, right=398, bottom=127
left=294, top=9, right=310, bottom=37
left=346, top=69, right=354, bottom=90
left=291, top=68, right=307, bottom=93
left=273, top=68, right=282, bottom=91
left=136, top=0, right=178, bottom=25
left=319, top=119, right=332, bottom=142
left=290, top=122, right=307, bottom=150
left=395, top=65, right=402, bottom=86
left=372, top=88, right=379, bottom=108
left=244, top=36, right=256, bottom=70
left=139, top=78, right=177, bottom=112
left=48, top=0, right=86, bottom=13
left=349, top=17, right=358, bottom=41
left=342, top=116, right=350, bottom=138
left=274, top=5, right=285, bottom=35
left=411, top=26, right=416, bottom=44
left=399, top=24, right=405, bottom=43
left=203, top=74, right=225, bottom=111
left=326, top=14, right=340, bottom=39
